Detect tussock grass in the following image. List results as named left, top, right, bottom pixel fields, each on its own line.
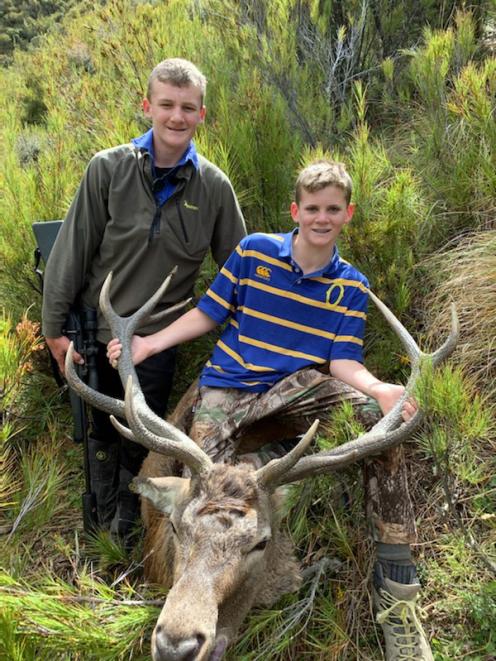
left=423, top=230, right=496, bottom=397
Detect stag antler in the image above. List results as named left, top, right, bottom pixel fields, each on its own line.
left=256, top=292, right=459, bottom=490
left=65, top=269, right=213, bottom=475
left=66, top=271, right=458, bottom=484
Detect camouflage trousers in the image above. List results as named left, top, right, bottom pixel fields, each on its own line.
left=182, top=368, right=416, bottom=545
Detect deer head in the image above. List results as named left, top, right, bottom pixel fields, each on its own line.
left=65, top=269, right=458, bottom=661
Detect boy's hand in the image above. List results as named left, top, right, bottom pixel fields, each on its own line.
left=369, top=382, right=417, bottom=421
left=106, top=335, right=150, bottom=368
left=46, top=335, right=84, bottom=376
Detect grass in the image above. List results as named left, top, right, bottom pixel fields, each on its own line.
left=422, top=230, right=496, bottom=398
left=1, top=311, right=495, bottom=659
left=0, top=2, right=495, bottom=659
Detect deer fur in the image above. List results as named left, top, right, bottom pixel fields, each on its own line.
left=136, top=455, right=301, bottom=661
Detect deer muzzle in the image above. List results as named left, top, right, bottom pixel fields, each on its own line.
left=152, top=628, right=206, bottom=661
left=152, top=569, right=219, bottom=661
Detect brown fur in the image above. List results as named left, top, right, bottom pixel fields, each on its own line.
left=138, top=453, right=302, bottom=660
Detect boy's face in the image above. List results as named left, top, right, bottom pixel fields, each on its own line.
left=143, top=80, right=206, bottom=160
left=290, top=185, right=354, bottom=250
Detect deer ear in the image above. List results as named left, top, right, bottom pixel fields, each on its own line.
left=131, top=476, right=190, bottom=514
left=271, top=485, right=292, bottom=523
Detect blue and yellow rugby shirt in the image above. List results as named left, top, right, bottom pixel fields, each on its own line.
left=197, top=231, right=369, bottom=392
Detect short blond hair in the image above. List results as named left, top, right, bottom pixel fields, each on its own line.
left=147, top=58, right=207, bottom=102
left=295, top=160, right=353, bottom=205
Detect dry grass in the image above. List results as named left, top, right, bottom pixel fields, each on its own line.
left=423, top=230, right=496, bottom=397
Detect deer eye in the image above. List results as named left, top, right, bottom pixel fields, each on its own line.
left=170, top=520, right=178, bottom=536
left=250, top=538, right=270, bottom=553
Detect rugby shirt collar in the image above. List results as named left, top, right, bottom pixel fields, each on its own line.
left=279, top=229, right=342, bottom=278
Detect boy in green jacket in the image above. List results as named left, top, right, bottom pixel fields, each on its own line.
left=42, top=58, right=246, bottom=538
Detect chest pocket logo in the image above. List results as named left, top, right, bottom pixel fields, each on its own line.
left=256, top=265, right=271, bottom=280
left=325, top=283, right=345, bottom=308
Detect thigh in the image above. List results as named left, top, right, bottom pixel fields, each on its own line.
left=90, top=343, right=124, bottom=444
left=189, top=387, right=258, bottom=463
left=135, top=344, right=177, bottom=417
left=91, top=343, right=177, bottom=472
left=238, top=368, right=379, bottom=444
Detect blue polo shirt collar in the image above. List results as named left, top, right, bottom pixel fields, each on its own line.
left=132, top=129, right=199, bottom=207
left=279, top=229, right=341, bottom=277
left=131, top=128, right=199, bottom=171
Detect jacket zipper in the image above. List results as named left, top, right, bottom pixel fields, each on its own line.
left=176, top=198, right=190, bottom=244
left=148, top=205, right=162, bottom=243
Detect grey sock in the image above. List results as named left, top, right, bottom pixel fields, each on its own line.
left=376, top=542, right=412, bottom=563
left=375, top=543, right=417, bottom=586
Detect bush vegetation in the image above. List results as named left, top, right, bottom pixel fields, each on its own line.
left=1, top=1, right=495, bottom=659
left=0, top=0, right=91, bottom=66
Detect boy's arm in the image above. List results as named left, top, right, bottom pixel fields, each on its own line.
left=329, top=359, right=416, bottom=420
left=108, top=237, right=245, bottom=366
left=107, top=307, right=217, bottom=366
left=43, top=154, right=111, bottom=366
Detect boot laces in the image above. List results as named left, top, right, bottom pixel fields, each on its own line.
left=377, top=588, right=427, bottom=660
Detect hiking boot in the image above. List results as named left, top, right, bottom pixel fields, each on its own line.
left=373, top=574, right=433, bottom=661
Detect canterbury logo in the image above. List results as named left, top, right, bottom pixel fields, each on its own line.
left=184, top=200, right=199, bottom=210
left=325, top=283, right=345, bottom=308
left=255, top=265, right=272, bottom=280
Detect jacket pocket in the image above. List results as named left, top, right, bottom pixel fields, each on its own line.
left=164, top=198, right=210, bottom=258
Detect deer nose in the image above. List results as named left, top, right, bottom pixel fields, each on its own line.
left=153, top=626, right=206, bottom=660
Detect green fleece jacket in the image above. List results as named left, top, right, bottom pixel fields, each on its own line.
left=42, top=143, right=246, bottom=343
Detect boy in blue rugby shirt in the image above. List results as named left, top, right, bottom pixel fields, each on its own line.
left=108, top=160, right=433, bottom=660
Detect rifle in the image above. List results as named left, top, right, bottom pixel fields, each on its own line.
left=32, top=221, right=99, bottom=532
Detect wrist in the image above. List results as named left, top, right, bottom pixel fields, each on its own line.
left=365, top=381, right=385, bottom=399
left=143, top=334, right=162, bottom=358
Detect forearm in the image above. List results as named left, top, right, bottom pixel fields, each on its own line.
left=330, top=359, right=413, bottom=417
left=144, top=307, right=217, bottom=355
left=329, top=359, right=382, bottom=397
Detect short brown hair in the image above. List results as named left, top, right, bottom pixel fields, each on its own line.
left=147, top=58, right=207, bottom=102
left=295, top=160, right=353, bottom=205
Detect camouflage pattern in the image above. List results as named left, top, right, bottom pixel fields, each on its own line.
left=183, top=367, right=416, bottom=545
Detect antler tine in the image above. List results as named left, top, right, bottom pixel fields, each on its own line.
left=367, top=289, right=420, bottom=363
left=272, top=300, right=459, bottom=488
left=97, top=268, right=197, bottom=441
left=280, top=410, right=425, bottom=484
left=122, top=376, right=213, bottom=475
left=99, top=268, right=180, bottom=397
left=66, top=342, right=187, bottom=447
left=99, top=267, right=179, bottom=342
left=365, top=289, right=423, bottom=433
left=65, top=268, right=204, bottom=464
left=431, top=303, right=459, bottom=367
left=145, top=297, right=192, bottom=326
left=256, top=419, right=319, bottom=490
left=109, top=415, right=136, bottom=442
left=65, top=342, right=125, bottom=417
left=368, top=297, right=459, bottom=434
